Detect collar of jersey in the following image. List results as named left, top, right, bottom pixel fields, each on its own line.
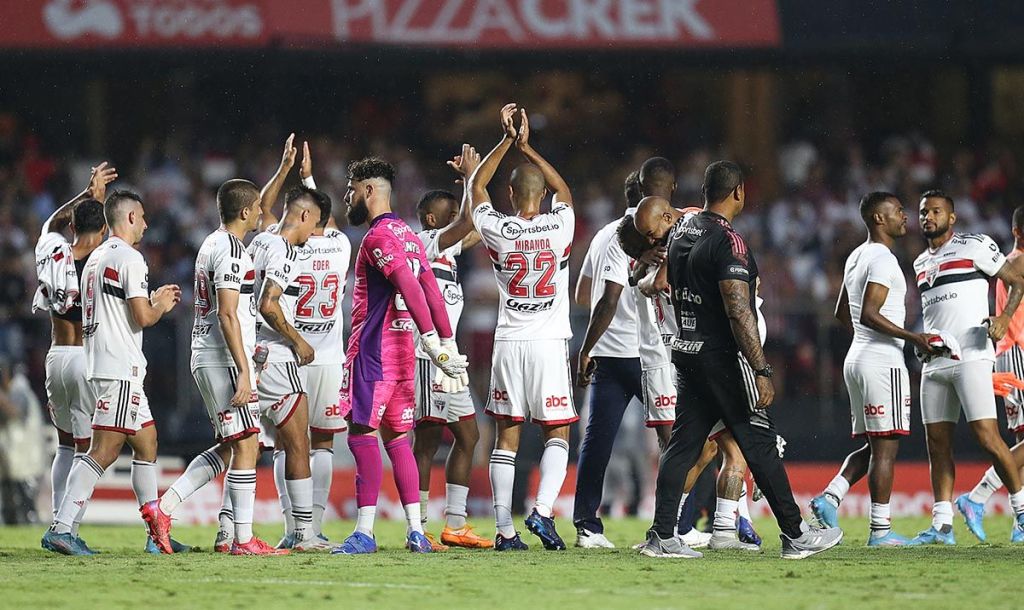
left=370, top=212, right=399, bottom=228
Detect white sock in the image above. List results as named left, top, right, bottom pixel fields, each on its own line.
left=968, top=467, right=1004, bottom=505
left=310, top=448, right=334, bottom=536
left=355, top=506, right=376, bottom=536
left=534, top=439, right=569, bottom=518
left=490, top=449, right=516, bottom=538
left=405, top=502, right=424, bottom=534
left=218, top=478, right=233, bottom=534
left=53, top=455, right=104, bottom=534
left=51, top=446, right=75, bottom=519
left=713, top=498, right=739, bottom=533
left=932, top=501, right=953, bottom=531
left=823, top=474, right=850, bottom=507
left=419, top=489, right=430, bottom=526
left=869, top=502, right=891, bottom=537
left=286, top=477, right=314, bottom=541
left=445, top=483, right=469, bottom=529
left=737, top=482, right=751, bottom=521
left=1009, top=488, right=1024, bottom=518
left=226, top=469, right=256, bottom=544
left=162, top=448, right=224, bottom=514
left=131, top=460, right=158, bottom=506
left=273, top=450, right=295, bottom=536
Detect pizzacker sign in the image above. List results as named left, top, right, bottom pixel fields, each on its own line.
left=0, top=0, right=780, bottom=49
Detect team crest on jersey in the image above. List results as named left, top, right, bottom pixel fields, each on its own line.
left=924, top=264, right=939, bottom=287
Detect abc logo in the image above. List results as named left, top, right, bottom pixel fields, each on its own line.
left=325, top=405, right=342, bottom=418
left=864, top=404, right=886, bottom=416
left=217, top=411, right=234, bottom=423
left=492, top=389, right=510, bottom=402
left=654, top=395, right=676, bottom=409
left=545, top=396, right=569, bottom=408
left=96, top=399, right=110, bottom=412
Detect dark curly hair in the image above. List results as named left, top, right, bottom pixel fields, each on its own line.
left=348, top=157, right=396, bottom=184
left=616, top=214, right=650, bottom=260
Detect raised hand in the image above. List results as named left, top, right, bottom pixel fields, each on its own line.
left=280, top=133, right=297, bottom=172
left=515, top=108, right=530, bottom=150
left=300, top=140, right=312, bottom=180
left=88, top=161, right=118, bottom=202
left=500, top=103, right=518, bottom=139
left=152, top=284, right=182, bottom=312
left=447, top=143, right=481, bottom=181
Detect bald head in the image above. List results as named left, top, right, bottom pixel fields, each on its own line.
left=510, top=164, right=547, bottom=207
left=639, top=157, right=676, bottom=199
left=633, top=195, right=679, bottom=246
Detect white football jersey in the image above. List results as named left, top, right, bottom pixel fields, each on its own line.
left=82, top=236, right=150, bottom=382
left=191, top=229, right=257, bottom=369
left=295, top=228, right=351, bottom=366
left=582, top=212, right=640, bottom=358
left=843, top=242, right=907, bottom=366
left=473, top=202, right=574, bottom=341
left=248, top=230, right=307, bottom=363
left=914, top=232, right=1005, bottom=369
left=635, top=285, right=676, bottom=369
left=32, top=231, right=79, bottom=315
left=414, top=228, right=464, bottom=359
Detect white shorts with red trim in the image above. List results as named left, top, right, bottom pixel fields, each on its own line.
left=88, top=378, right=154, bottom=435
left=641, top=364, right=677, bottom=427
left=485, top=339, right=577, bottom=425
left=415, top=358, right=475, bottom=425
left=844, top=360, right=911, bottom=437
left=257, top=361, right=307, bottom=429
left=45, top=346, right=93, bottom=442
left=921, top=359, right=996, bottom=424
left=996, top=346, right=1024, bottom=434
left=193, top=365, right=260, bottom=443
left=305, top=364, right=347, bottom=434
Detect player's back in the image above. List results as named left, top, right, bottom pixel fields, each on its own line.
left=472, top=201, right=575, bottom=341
left=914, top=232, right=1004, bottom=367
left=82, top=236, right=148, bottom=382
left=349, top=213, right=422, bottom=381
left=297, top=228, right=351, bottom=366
left=843, top=242, right=906, bottom=364
left=192, top=229, right=257, bottom=368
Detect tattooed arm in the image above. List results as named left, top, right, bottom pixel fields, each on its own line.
left=258, top=280, right=314, bottom=365
left=719, top=279, right=774, bottom=408
left=989, top=256, right=1024, bottom=341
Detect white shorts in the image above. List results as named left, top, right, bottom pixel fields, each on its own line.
left=921, top=359, right=998, bottom=424
left=642, top=363, right=727, bottom=437
left=486, top=339, right=578, bottom=425
left=192, top=366, right=260, bottom=443
left=996, top=346, right=1024, bottom=434
left=844, top=361, right=911, bottom=437
left=257, top=361, right=307, bottom=429
left=415, top=358, right=476, bottom=425
left=88, top=379, right=154, bottom=435
left=44, top=346, right=93, bottom=442
left=306, top=364, right=347, bottom=434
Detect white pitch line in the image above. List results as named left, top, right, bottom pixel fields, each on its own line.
left=178, top=577, right=428, bottom=590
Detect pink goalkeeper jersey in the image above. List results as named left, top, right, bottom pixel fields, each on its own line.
left=347, top=212, right=431, bottom=381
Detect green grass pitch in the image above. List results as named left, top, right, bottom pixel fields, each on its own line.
left=1, top=516, right=1021, bottom=609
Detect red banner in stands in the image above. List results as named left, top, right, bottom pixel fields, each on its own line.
left=0, top=0, right=780, bottom=49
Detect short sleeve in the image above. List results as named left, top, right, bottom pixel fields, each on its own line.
left=595, top=236, right=630, bottom=287
left=362, top=229, right=405, bottom=278
left=865, top=250, right=900, bottom=289
left=419, top=230, right=443, bottom=261
left=580, top=246, right=594, bottom=278
left=264, top=240, right=300, bottom=290
left=122, top=256, right=150, bottom=300
left=552, top=203, right=576, bottom=248
left=973, top=234, right=1006, bottom=277
left=471, top=203, right=504, bottom=243
left=212, top=244, right=244, bottom=292
left=712, top=231, right=752, bottom=282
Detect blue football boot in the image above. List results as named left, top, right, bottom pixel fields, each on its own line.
left=494, top=532, right=529, bottom=551
left=908, top=526, right=955, bottom=546
left=867, top=531, right=913, bottom=547
left=406, top=531, right=433, bottom=553
left=954, top=493, right=987, bottom=543
left=331, top=531, right=377, bottom=555
left=809, top=495, right=839, bottom=528
left=737, top=516, right=762, bottom=546
left=525, top=509, right=566, bottom=550
left=42, top=530, right=95, bottom=556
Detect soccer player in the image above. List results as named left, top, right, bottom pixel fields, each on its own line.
left=255, top=140, right=351, bottom=549
left=634, top=163, right=841, bottom=559
left=468, top=105, right=576, bottom=551
left=809, top=192, right=939, bottom=546
left=33, top=164, right=114, bottom=546
left=911, top=191, right=1024, bottom=544
left=620, top=208, right=763, bottom=552
left=140, top=179, right=286, bottom=555
left=957, top=205, right=1024, bottom=543
left=334, top=157, right=468, bottom=555
left=412, top=145, right=493, bottom=550
left=249, top=183, right=326, bottom=551
left=42, top=190, right=182, bottom=555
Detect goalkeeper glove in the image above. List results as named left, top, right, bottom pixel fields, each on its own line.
left=420, top=331, right=469, bottom=392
